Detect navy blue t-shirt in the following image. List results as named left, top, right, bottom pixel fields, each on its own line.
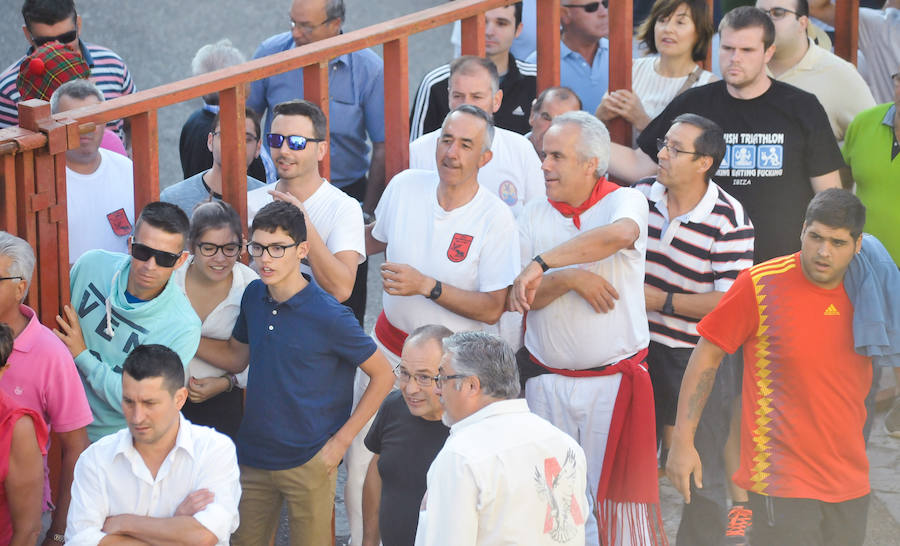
left=232, top=278, right=377, bottom=470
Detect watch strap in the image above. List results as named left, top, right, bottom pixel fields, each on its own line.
left=533, top=254, right=550, bottom=272
left=663, top=292, right=675, bottom=315
left=427, top=280, right=443, bottom=300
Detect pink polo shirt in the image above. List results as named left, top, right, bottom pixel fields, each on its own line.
left=0, top=305, right=93, bottom=510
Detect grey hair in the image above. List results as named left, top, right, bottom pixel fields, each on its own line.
left=442, top=104, right=495, bottom=153
left=0, top=232, right=35, bottom=297
left=551, top=111, right=610, bottom=178
left=325, top=0, right=345, bottom=22
left=442, top=331, right=520, bottom=399
left=191, top=39, right=246, bottom=105
left=406, top=324, right=453, bottom=350
left=49, top=79, right=104, bottom=114
left=449, top=55, right=501, bottom=97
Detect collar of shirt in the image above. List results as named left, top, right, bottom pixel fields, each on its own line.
left=113, top=414, right=197, bottom=483
left=777, top=37, right=822, bottom=76
left=449, top=398, right=530, bottom=434
left=649, top=179, right=719, bottom=245
left=503, top=52, right=523, bottom=84
left=26, top=38, right=95, bottom=68
left=882, top=104, right=897, bottom=128
left=560, top=37, right=608, bottom=66
left=257, top=273, right=316, bottom=310
left=10, top=304, right=40, bottom=353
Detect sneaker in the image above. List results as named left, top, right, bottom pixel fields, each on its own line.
left=725, top=504, right=752, bottom=545
left=886, top=399, right=900, bottom=439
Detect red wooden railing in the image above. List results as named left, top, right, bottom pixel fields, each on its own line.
left=0, top=0, right=862, bottom=514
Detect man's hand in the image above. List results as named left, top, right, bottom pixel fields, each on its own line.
left=187, top=376, right=230, bottom=404
left=53, top=304, right=87, bottom=357
left=511, top=260, right=544, bottom=313
left=644, top=284, right=666, bottom=312
left=381, top=262, right=432, bottom=297
left=318, top=436, right=350, bottom=475
left=666, top=438, right=703, bottom=504
left=102, top=515, right=132, bottom=535
left=175, top=489, right=215, bottom=517
left=269, top=189, right=309, bottom=226
left=595, top=92, right=619, bottom=122
left=570, top=270, right=619, bottom=313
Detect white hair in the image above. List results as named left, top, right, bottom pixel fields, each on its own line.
left=552, top=111, right=611, bottom=178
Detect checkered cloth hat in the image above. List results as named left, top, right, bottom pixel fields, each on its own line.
left=16, top=41, right=91, bottom=101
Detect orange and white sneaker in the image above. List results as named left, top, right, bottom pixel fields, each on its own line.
left=725, top=504, right=752, bottom=545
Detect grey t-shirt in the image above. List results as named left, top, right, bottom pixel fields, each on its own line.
left=160, top=171, right=267, bottom=217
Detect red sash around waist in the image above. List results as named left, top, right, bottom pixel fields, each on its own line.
left=375, top=311, right=408, bottom=357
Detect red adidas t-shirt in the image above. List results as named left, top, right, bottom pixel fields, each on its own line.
left=697, top=253, right=871, bottom=502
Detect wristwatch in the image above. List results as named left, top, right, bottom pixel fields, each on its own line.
left=662, top=292, right=675, bottom=315
left=533, top=254, right=550, bottom=272
left=49, top=532, right=65, bottom=543
left=427, top=280, right=443, bottom=300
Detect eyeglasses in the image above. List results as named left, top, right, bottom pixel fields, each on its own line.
left=394, top=365, right=439, bottom=388
left=32, top=29, right=78, bottom=47
left=266, top=133, right=324, bottom=151
left=289, top=15, right=335, bottom=34
left=760, top=7, right=799, bottom=20
left=656, top=138, right=703, bottom=158
left=196, top=242, right=242, bottom=257
left=212, top=131, right=259, bottom=144
left=434, top=373, right=470, bottom=388
left=562, top=1, right=608, bottom=13
left=0, top=276, right=23, bottom=282
left=130, top=242, right=182, bottom=267
left=247, top=241, right=300, bottom=258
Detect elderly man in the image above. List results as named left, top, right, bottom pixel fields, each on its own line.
left=635, top=114, right=755, bottom=545
left=414, top=331, right=588, bottom=545
left=668, top=190, right=876, bottom=545
left=757, top=0, right=875, bottom=140
left=53, top=202, right=201, bottom=442
left=526, top=86, right=582, bottom=156
left=66, top=345, right=240, bottom=545
left=0, top=232, right=92, bottom=546
left=409, top=56, right=544, bottom=219
left=0, top=0, right=134, bottom=132
left=510, top=111, right=661, bottom=545
left=410, top=2, right=537, bottom=139
left=348, top=105, right=521, bottom=545
left=361, top=325, right=452, bottom=546
left=526, top=0, right=609, bottom=114
left=50, top=79, right=135, bottom=262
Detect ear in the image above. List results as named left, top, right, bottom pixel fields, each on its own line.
left=207, top=131, right=214, bottom=153
left=315, top=138, right=329, bottom=162
left=76, top=15, right=82, bottom=34
left=763, top=43, right=776, bottom=64
left=174, top=386, right=188, bottom=411
left=295, top=240, right=311, bottom=262
left=22, top=25, right=35, bottom=47
left=492, top=89, right=503, bottom=114
left=560, top=6, right=572, bottom=25
left=515, top=22, right=523, bottom=39
left=478, top=149, right=494, bottom=168
left=798, top=15, right=809, bottom=34
left=695, top=155, right=713, bottom=176
left=854, top=234, right=863, bottom=254
left=173, top=250, right=189, bottom=270
left=254, top=136, right=262, bottom=158
left=14, top=278, right=27, bottom=304
left=584, top=155, right=599, bottom=178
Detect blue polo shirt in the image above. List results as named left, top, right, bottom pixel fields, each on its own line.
left=248, top=31, right=385, bottom=188
left=527, top=38, right=609, bottom=115
left=232, top=277, right=377, bottom=470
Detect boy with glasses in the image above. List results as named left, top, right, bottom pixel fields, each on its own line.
left=195, top=200, right=393, bottom=545
left=54, top=202, right=201, bottom=442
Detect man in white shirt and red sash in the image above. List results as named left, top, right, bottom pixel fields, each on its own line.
left=510, top=111, right=662, bottom=545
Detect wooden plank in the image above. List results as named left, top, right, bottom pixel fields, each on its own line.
left=833, top=0, right=859, bottom=65
left=32, top=148, right=60, bottom=329
left=15, top=151, right=39, bottom=309
left=130, top=110, right=160, bottom=214
left=608, top=0, right=634, bottom=145
left=1, top=154, right=15, bottom=235
left=384, top=37, right=410, bottom=182
left=704, top=0, right=714, bottom=70
left=304, top=62, right=331, bottom=179
left=535, top=0, right=561, bottom=93
left=53, top=152, right=70, bottom=299
left=218, top=86, right=249, bottom=232
left=460, top=13, right=486, bottom=56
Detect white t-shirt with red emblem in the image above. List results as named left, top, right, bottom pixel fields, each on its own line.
left=409, top=126, right=545, bottom=219
left=372, top=169, right=520, bottom=336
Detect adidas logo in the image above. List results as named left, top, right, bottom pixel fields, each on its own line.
left=512, top=105, right=525, bottom=116
left=824, top=304, right=840, bottom=316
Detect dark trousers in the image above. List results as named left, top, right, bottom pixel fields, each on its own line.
left=181, top=386, right=244, bottom=441
left=748, top=492, right=869, bottom=546
left=336, top=176, right=369, bottom=326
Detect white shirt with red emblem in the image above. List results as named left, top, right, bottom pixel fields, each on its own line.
left=372, top=169, right=520, bottom=336
left=520, top=189, right=651, bottom=369
left=409, top=126, right=545, bottom=219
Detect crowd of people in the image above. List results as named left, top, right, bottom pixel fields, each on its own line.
left=1, top=0, right=899, bottom=545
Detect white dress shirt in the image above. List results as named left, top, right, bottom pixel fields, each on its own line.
left=66, top=415, right=241, bottom=545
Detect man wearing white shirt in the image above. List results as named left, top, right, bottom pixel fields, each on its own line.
left=409, top=56, right=544, bottom=220
left=66, top=344, right=240, bottom=546
left=246, top=99, right=365, bottom=321
left=510, top=112, right=661, bottom=545
left=414, top=331, right=588, bottom=546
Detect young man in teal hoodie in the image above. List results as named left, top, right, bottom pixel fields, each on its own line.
left=55, top=202, right=201, bottom=441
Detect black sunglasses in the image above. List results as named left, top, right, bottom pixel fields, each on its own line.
left=266, top=133, right=324, bottom=151
left=562, top=1, right=608, bottom=13
left=32, top=29, right=78, bottom=47
left=131, top=242, right=181, bottom=267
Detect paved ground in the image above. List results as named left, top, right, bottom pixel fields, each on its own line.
left=2, top=1, right=897, bottom=544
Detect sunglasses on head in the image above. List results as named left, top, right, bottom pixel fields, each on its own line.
left=32, top=29, right=78, bottom=47
left=266, top=133, right=324, bottom=151
left=130, top=241, right=181, bottom=267
left=562, top=1, right=608, bottom=13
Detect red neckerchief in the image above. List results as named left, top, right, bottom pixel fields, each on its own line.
left=547, top=177, right=619, bottom=229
